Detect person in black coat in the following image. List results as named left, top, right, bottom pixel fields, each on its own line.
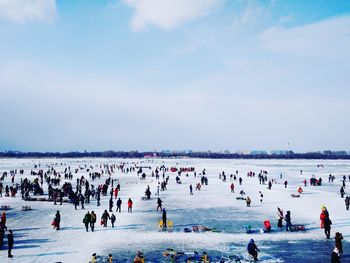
left=162, top=208, right=167, bottom=228
left=156, top=198, right=163, bottom=211
left=247, top=239, right=260, bottom=261
left=331, top=247, right=340, bottom=263
left=116, top=198, right=122, bottom=213
left=324, top=216, right=332, bottom=239
left=109, top=198, right=113, bottom=212
left=8, top=229, right=13, bottom=258
left=285, top=211, right=292, bottom=231
left=83, top=211, right=91, bottom=232
left=54, top=211, right=61, bottom=230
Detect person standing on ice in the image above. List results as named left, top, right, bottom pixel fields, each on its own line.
left=285, top=211, right=292, bottom=231
left=54, top=211, right=60, bottom=230
left=96, top=188, right=101, bottom=206
left=345, top=196, right=350, bottom=210
left=80, top=194, right=85, bottom=209
left=128, top=198, right=133, bottom=213
left=109, top=197, right=113, bottom=212
left=7, top=229, right=13, bottom=258
left=335, top=232, right=343, bottom=257
left=247, top=239, right=260, bottom=261
left=324, top=216, right=332, bottom=239
left=162, top=208, right=167, bottom=228
left=90, top=211, right=96, bottom=232
left=116, top=198, right=122, bottom=213
left=277, top=207, right=284, bottom=228
left=320, top=206, right=329, bottom=228
left=83, top=211, right=91, bottom=232
left=284, top=181, right=288, bottom=188
left=340, top=187, right=345, bottom=198
left=268, top=181, right=272, bottom=190
left=110, top=213, right=116, bottom=227
left=74, top=193, right=79, bottom=210
left=246, top=197, right=251, bottom=207
left=239, top=177, right=242, bottom=185
left=230, top=183, right=234, bottom=193
left=156, top=198, right=163, bottom=211
left=101, top=210, right=110, bottom=227
left=189, top=184, right=193, bottom=195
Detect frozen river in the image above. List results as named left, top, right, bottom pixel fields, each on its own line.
left=0, top=158, right=349, bottom=262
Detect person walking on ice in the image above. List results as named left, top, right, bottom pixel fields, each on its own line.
left=101, top=210, right=110, bottom=227
left=162, top=208, right=167, bottom=228
left=7, top=229, right=14, bottom=258
left=156, top=198, right=163, bottom=211
left=247, top=239, right=260, bottom=261
left=90, top=211, right=96, bottom=232
left=277, top=207, right=284, bottom=228
left=128, top=198, right=133, bottom=213
left=53, top=211, right=60, bottom=230
left=111, top=213, right=116, bottom=227
left=345, top=196, right=350, bottom=210
left=83, top=211, right=91, bottom=232
left=116, top=198, right=122, bottom=213
left=324, top=216, right=332, bottom=239
left=109, top=197, right=113, bottom=212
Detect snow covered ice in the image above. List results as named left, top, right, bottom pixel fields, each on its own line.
left=0, top=158, right=349, bottom=262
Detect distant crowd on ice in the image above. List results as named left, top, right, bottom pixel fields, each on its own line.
left=0, top=162, right=349, bottom=262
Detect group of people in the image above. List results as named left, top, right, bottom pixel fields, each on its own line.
left=0, top=161, right=349, bottom=262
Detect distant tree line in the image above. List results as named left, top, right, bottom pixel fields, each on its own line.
left=0, top=150, right=350, bottom=159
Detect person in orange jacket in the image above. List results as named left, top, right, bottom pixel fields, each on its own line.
left=128, top=198, right=133, bottom=213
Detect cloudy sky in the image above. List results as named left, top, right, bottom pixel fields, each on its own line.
left=0, top=0, right=350, bottom=152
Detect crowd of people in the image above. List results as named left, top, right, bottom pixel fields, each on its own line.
left=0, top=160, right=348, bottom=262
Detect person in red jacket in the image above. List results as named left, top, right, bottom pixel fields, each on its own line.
left=114, top=188, right=119, bottom=199
left=230, top=183, right=234, bottom=193
left=320, top=206, right=329, bottom=228
left=128, top=198, right=133, bottom=213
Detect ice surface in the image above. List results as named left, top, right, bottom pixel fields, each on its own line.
left=0, top=158, right=349, bottom=262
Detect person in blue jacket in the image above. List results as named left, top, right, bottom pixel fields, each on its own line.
left=247, top=239, right=260, bottom=261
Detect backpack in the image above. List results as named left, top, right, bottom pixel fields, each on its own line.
left=91, top=214, right=96, bottom=223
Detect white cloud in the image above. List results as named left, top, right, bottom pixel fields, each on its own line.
left=0, top=0, right=57, bottom=23
left=260, top=16, right=350, bottom=58
left=124, top=0, right=222, bottom=31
